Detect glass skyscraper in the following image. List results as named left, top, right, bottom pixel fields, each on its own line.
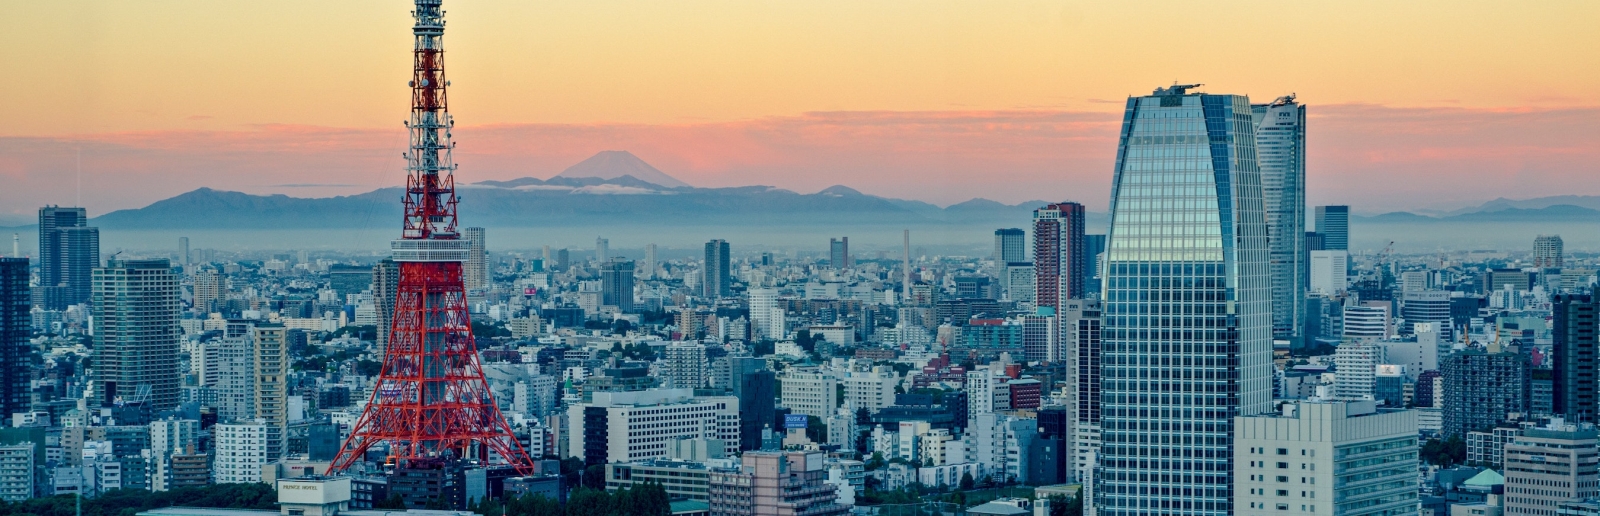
left=1096, top=84, right=1273, bottom=515
left=1252, top=95, right=1306, bottom=344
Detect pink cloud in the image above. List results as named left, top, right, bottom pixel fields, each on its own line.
left=1, top=104, right=1596, bottom=222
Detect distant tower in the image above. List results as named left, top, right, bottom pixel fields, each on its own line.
left=1033, top=202, right=1087, bottom=309
left=178, top=237, right=190, bottom=266
left=94, top=259, right=182, bottom=409
left=1315, top=205, right=1350, bottom=251
left=1253, top=95, right=1307, bottom=343
left=372, top=259, right=400, bottom=356
left=601, top=259, right=635, bottom=312
left=328, top=0, right=534, bottom=475
left=1534, top=235, right=1564, bottom=268
left=994, top=228, right=1026, bottom=263
left=704, top=239, right=730, bottom=298
left=596, top=237, right=609, bottom=263
left=38, top=206, right=99, bottom=308
left=464, top=227, right=488, bottom=291
left=829, top=237, right=850, bottom=269
left=644, top=243, right=657, bottom=280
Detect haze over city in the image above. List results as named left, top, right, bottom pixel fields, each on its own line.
left=3, top=3, right=1600, bottom=516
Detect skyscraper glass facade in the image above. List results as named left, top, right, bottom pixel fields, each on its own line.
left=1314, top=205, right=1349, bottom=251
left=1096, top=85, right=1272, bottom=515
left=1252, top=96, right=1306, bottom=343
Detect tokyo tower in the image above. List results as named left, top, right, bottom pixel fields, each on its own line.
left=327, top=0, right=535, bottom=474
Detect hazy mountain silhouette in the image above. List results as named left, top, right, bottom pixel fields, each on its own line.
left=552, top=150, right=691, bottom=188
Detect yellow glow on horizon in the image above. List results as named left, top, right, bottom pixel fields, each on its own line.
left=10, top=0, right=1597, bottom=135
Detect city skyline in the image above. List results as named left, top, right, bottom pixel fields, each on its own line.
left=4, top=2, right=1598, bottom=219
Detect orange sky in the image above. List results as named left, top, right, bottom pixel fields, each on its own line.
left=4, top=0, right=1599, bottom=218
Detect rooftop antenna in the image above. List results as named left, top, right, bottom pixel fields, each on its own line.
left=10, top=234, right=17, bottom=258
left=77, top=146, right=82, bottom=207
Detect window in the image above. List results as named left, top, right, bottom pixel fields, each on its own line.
left=1277, top=448, right=1288, bottom=455
left=1277, top=462, right=1288, bottom=469
left=1276, top=490, right=1288, bottom=496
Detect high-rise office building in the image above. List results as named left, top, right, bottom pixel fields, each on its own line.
left=1064, top=299, right=1102, bottom=482
left=1083, top=234, right=1107, bottom=298
left=1252, top=95, right=1306, bottom=344
left=464, top=227, right=487, bottom=291
left=372, top=259, right=400, bottom=355
left=1314, top=206, right=1349, bottom=251
left=38, top=207, right=99, bottom=308
left=1097, top=84, right=1273, bottom=515
left=601, top=259, right=635, bottom=312
left=93, top=259, right=182, bottom=409
left=253, top=324, right=288, bottom=461
left=177, top=237, right=190, bottom=266
left=829, top=237, right=850, bottom=269
left=704, top=239, right=731, bottom=298
left=1033, top=202, right=1087, bottom=309
left=556, top=249, right=570, bottom=270
left=596, top=237, right=609, bottom=263
left=1553, top=294, right=1598, bottom=424
left=1534, top=234, right=1564, bottom=268
left=0, top=258, right=28, bottom=417
left=328, top=264, right=373, bottom=300
left=1400, top=290, right=1451, bottom=335
left=995, top=229, right=1027, bottom=263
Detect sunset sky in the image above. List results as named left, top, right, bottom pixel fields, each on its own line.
left=5, top=0, right=1598, bottom=222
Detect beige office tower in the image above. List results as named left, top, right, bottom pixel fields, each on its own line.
left=192, top=268, right=223, bottom=314
left=253, top=324, right=288, bottom=461
left=372, top=259, right=400, bottom=356
left=1504, top=423, right=1598, bottom=514
left=464, top=227, right=488, bottom=291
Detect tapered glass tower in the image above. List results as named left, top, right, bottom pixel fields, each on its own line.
left=1095, top=84, right=1272, bottom=515
left=1252, top=95, right=1306, bottom=345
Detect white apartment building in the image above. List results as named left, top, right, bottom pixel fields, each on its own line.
left=841, top=369, right=897, bottom=412
left=1234, top=401, right=1418, bottom=516
left=663, top=342, right=709, bottom=389
left=780, top=369, right=837, bottom=418
left=566, top=389, right=740, bottom=464
left=149, top=418, right=200, bottom=491
left=1334, top=341, right=1383, bottom=401
left=214, top=420, right=269, bottom=484
left=0, top=444, right=33, bottom=501
left=967, top=369, right=999, bottom=422
left=749, top=289, right=784, bottom=340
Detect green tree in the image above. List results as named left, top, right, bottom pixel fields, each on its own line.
left=566, top=488, right=613, bottom=516
left=959, top=472, right=975, bottom=490
left=583, top=464, right=608, bottom=489
left=375, top=492, right=409, bottom=509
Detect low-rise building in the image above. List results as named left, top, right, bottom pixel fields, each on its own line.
left=708, top=451, right=847, bottom=516
left=1234, top=401, right=1418, bottom=515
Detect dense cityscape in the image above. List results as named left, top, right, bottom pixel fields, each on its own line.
left=4, top=2, right=1597, bottom=516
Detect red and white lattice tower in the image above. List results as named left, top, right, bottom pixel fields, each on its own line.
left=328, top=0, right=535, bottom=474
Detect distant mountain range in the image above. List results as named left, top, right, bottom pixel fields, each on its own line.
left=80, top=151, right=1071, bottom=230
left=1355, top=203, right=1600, bottom=223
left=4, top=151, right=1595, bottom=232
